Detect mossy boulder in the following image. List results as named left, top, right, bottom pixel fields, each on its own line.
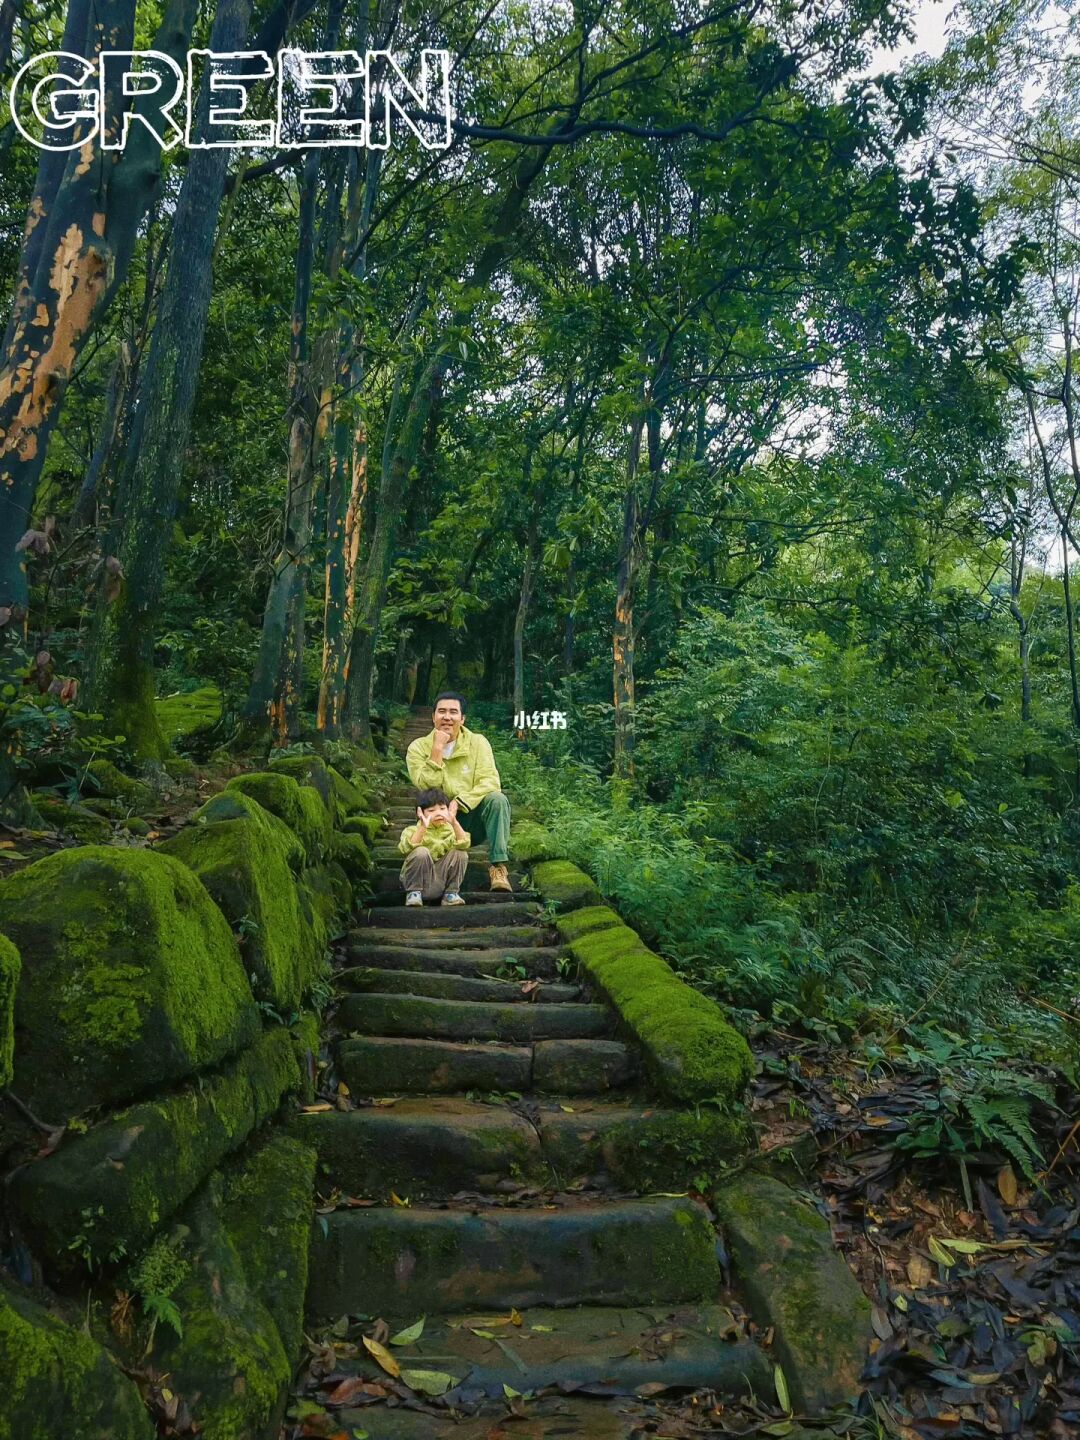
left=82, top=758, right=156, bottom=811
left=267, top=754, right=336, bottom=818
left=160, top=814, right=317, bottom=1013
left=0, top=1281, right=154, bottom=1440
left=155, top=1174, right=292, bottom=1440
left=329, top=831, right=370, bottom=885
left=9, top=1027, right=300, bottom=1267
left=531, top=859, right=602, bottom=910
left=193, top=790, right=304, bottom=871
left=509, top=818, right=558, bottom=863
left=155, top=685, right=222, bottom=746
left=342, top=813, right=385, bottom=844
left=291, top=1012, right=321, bottom=1105
left=326, top=764, right=372, bottom=815
left=713, top=1171, right=872, bottom=1411
left=300, top=863, right=351, bottom=956
left=0, top=847, right=259, bottom=1124
left=32, top=795, right=111, bottom=843
left=564, top=923, right=754, bottom=1107
left=225, top=773, right=331, bottom=862
left=0, top=935, right=19, bottom=1089
left=554, top=905, right=624, bottom=943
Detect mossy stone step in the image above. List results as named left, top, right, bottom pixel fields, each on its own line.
left=325, top=1305, right=770, bottom=1419
left=373, top=864, right=528, bottom=892
left=337, top=966, right=580, bottom=1003
left=368, top=890, right=539, bottom=908
left=343, top=944, right=562, bottom=978
left=338, top=1036, right=532, bottom=1094
left=292, top=1100, right=734, bottom=1196
left=305, top=1197, right=719, bottom=1318
left=351, top=924, right=553, bottom=950
left=335, top=1036, right=637, bottom=1096
left=336, top=992, right=613, bottom=1041
left=356, top=901, right=541, bottom=930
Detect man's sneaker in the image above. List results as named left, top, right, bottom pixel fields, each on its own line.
left=441, top=892, right=466, bottom=906
left=488, top=863, right=512, bottom=893
left=405, top=891, right=424, bottom=907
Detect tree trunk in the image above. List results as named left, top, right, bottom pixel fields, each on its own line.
left=613, top=414, right=645, bottom=781
left=1063, top=528, right=1080, bottom=733
left=514, top=514, right=540, bottom=722
left=84, top=0, right=249, bottom=759
left=0, top=0, right=199, bottom=613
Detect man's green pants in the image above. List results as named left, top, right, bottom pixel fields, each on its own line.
left=460, top=792, right=511, bottom=863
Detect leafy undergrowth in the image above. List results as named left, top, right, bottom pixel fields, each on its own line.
left=751, top=1023, right=1080, bottom=1439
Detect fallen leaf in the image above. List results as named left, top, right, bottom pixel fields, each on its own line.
left=775, top=1364, right=791, bottom=1414
left=997, top=1164, right=1018, bottom=1206
left=390, top=1317, right=425, bottom=1345
left=362, top=1335, right=400, bottom=1378
left=401, top=1368, right=454, bottom=1396
left=907, top=1253, right=932, bottom=1287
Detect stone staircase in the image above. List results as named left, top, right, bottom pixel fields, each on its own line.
left=292, top=708, right=774, bottom=1435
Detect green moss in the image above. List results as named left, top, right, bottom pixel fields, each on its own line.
left=326, top=764, right=372, bottom=815
left=156, top=1174, right=291, bottom=1440
left=566, top=930, right=754, bottom=1107
left=155, top=686, right=223, bottom=745
left=542, top=1109, right=749, bottom=1190
left=530, top=860, right=602, bottom=910
left=225, top=773, right=331, bottom=862
left=342, top=813, right=385, bottom=843
left=329, top=831, right=370, bottom=885
left=221, top=1135, right=316, bottom=1362
left=0, top=1281, right=154, bottom=1440
left=290, top=1012, right=321, bottom=1104
left=0, top=846, right=259, bottom=1124
left=299, top=864, right=351, bottom=956
left=82, top=758, right=156, bottom=810
left=193, top=790, right=304, bottom=871
left=32, top=796, right=111, bottom=843
left=160, top=812, right=317, bottom=1012
left=9, top=1027, right=301, bottom=1268
left=0, top=935, right=18, bottom=1089
left=554, top=906, right=624, bottom=942
left=267, top=755, right=337, bottom=817
left=713, top=1172, right=872, bottom=1411
left=509, top=819, right=557, bottom=863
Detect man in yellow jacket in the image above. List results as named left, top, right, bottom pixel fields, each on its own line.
left=405, top=692, right=512, bottom=891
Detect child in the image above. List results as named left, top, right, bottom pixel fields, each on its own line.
left=398, top=788, right=472, bottom=906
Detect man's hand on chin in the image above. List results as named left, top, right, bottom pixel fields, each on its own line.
left=431, top=723, right=453, bottom=761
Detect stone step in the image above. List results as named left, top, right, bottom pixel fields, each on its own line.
left=350, top=925, right=556, bottom=951
left=373, top=864, right=528, bottom=892
left=368, top=890, right=538, bottom=908
left=336, top=1036, right=638, bottom=1096
left=306, top=1197, right=719, bottom=1318
left=356, top=901, right=541, bottom=930
left=318, top=1307, right=770, bottom=1426
left=337, top=967, right=580, bottom=1003
left=292, top=1101, right=729, bottom=1197
left=343, top=944, right=562, bottom=978
left=336, top=993, right=613, bottom=1042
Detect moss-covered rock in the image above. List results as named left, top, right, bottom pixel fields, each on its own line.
left=291, top=1012, right=321, bottom=1105
left=9, top=1027, right=300, bottom=1267
left=0, top=935, right=19, bottom=1089
left=0, top=1281, right=154, bottom=1440
left=530, top=859, right=602, bottom=911
left=82, top=758, right=156, bottom=811
left=221, top=1135, right=316, bottom=1364
left=713, top=1172, right=872, bottom=1411
left=267, top=755, right=336, bottom=818
left=160, top=814, right=316, bottom=1013
left=225, top=773, right=331, bottom=862
left=329, top=831, right=370, bottom=885
left=326, top=764, right=372, bottom=815
left=119, top=816, right=151, bottom=836
left=300, top=863, right=351, bottom=956
left=155, top=685, right=222, bottom=746
left=509, top=818, right=558, bottom=863
left=0, top=846, right=259, bottom=1124
left=155, top=1174, right=291, bottom=1440
left=342, top=812, right=385, bottom=843
left=193, top=790, right=305, bottom=872
left=564, top=924, right=754, bottom=1107
left=32, top=795, right=111, bottom=843
left=554, top=905, right=624, bottom=942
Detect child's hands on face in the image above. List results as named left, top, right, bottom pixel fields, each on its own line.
left=420, top=802, right=451, bottom=826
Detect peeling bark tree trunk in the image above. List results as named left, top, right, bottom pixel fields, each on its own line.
left=612, top=414, right=645, bottom=781
left=84, top=0, right=250, bottom=760
left=0, top=0, right=199, bottom=612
